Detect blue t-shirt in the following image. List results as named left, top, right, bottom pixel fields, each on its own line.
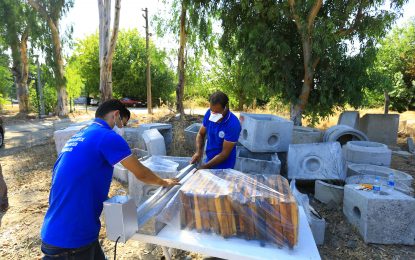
left=41, top=118, right=132, bottom=248
left=203, top=109, right=241, bottom=169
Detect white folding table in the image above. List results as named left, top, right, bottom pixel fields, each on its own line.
left=130, top=206, right=321, bottom=260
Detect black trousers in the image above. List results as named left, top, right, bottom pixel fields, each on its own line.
left=41, top=240, right=106, bottom=260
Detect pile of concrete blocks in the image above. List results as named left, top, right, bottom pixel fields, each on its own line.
left=342, top=141, right=392, bottom=167
left=137, top=123, right=173, bottom=152
left=184, top=123, right=202, bottom=150
left=359, top=114, right=399, bottom=145
left=234, top=146, right=281, bottom=175
left=233, top=113, right=292, bottom=175
left=53, top=124, right=88, bottom=154
left=287, top=142, right=346, bottom=180
left=323, top=125, right=368, bottom=145
left=292, top=126, right=323, bottom=144
left=142, top=129, right=166, bottom=156
left=338, top=111, right=360, bottom=129
left=343, top=184, right=415, bottom=245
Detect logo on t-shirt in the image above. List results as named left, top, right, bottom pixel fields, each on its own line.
left=218, top=131, right=225, bottom=138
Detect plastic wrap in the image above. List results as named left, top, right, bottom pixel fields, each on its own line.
left=158, top=169, right=299, bottom=248
left=289, top=179, right=311, bottom=223
left=142, top=156, right=179, bottom=173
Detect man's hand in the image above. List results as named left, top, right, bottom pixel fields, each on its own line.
left=161, top=178, right=180, bottom=187
left=190, top=152, right=202, bottom=164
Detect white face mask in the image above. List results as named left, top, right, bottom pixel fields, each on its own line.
left=209, top=112, right=223, bottom=123
left=113, top=125, right=124, bottom=136
left=112, top=113, right=124, bottom=136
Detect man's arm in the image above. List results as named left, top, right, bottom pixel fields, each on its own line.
left=190, top=126, right=206, bottom=164
left=120, top=155, right=179, bottom=187
left=199, top=140, right=236, bottom=169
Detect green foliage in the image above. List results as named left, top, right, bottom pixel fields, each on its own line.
left=65, top=57, right=83, bottom=100
left=371, top=20, right=415, bottom=112
left=190, top=0, right=405, bottom=119
left=29, top=67, right=57, bottom=115
left=0, top=53, right=13, bottom=99
left=69, top=30, right=176, bottom=102
left=70, top=33, right=99, bottom=96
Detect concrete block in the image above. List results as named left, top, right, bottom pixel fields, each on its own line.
left=392, top=150, right=413, bottom=158
left=234, top=146, right=281, bottom=175
left=309, top=214, right=326, bottom=245
left=347, top=164, right=413, bottom=186
left=338, top=111, right=360, bottom=129
left=342, top=141, right=392, bottom=167
left=239, top=113, right=293, bottom=152
left=314, top=180, right=344, bottom=205
left=292, top=126, right=323, bottom=144
left=123, top=127, right=141, bottom=148
left=113, top=163, right=129, bottom=183
left=359, top=114, right=400, bottom=145
left=407, top=137, right=414, bottom=153
left=287, top=142, right=346, bottom=180
left=137, top=123, right=173, bottom=152
left=142, top=129, right=166, bottom=156
left=345, top=175, right=413, bottom=196
left=323, top=125, right=368, bottom=145
left=53, top=125, right=88, bottom=154
left=184, top=123, right=202, bottom=150
left=343, top=184, right=415, bottom=245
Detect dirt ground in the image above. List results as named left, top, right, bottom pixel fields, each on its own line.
left=0, top=108, right=414, bottom=259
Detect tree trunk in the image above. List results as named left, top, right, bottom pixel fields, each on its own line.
left=18, top=31, right=29, bottom=113
left=98, top=0, right=121, bottom=102
left=290, top=39, right=315, bottom=126
left=27, top=0, right=68, bottom=116
left=384, top=90, right=390, bottom=114
left=237, top=95, right=244, bottom=111
left=176, top=2, right=187, bottom=116
left=288, top=0, right=322, bottom=125
left=10, top=31, right=29, bottom=113
left=50, top=19, right=68, bottom=116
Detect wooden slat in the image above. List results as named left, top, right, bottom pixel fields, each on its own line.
left=266, top=176, right=284, bottom=247
left=280, top=176, right=297, bottom=248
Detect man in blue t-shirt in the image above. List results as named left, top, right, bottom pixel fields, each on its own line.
left=40, top=100, right=179, bottom=259
left=191, top=91, right=241, bottom=169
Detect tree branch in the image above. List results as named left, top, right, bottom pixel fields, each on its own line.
left=27, top=0, right=49, bottom=21
left=336, top=2, right=364, bottom=37
left=307, top=0, right=322, bottom=34
left=312, top=57, right=320, bottom=71
left=108, top=0, right=121, bottom=61
left=288, top=0, right=303, bottom=32
left=27, top=0, right=58, bottom=33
